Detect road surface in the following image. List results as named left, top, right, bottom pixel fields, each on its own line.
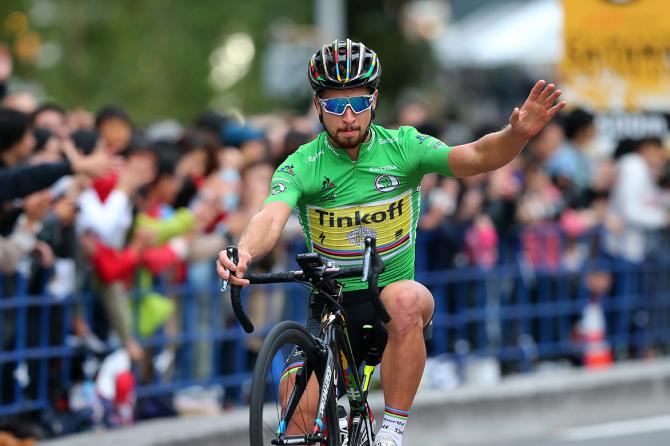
left=482, top=415, right=670, bottom=446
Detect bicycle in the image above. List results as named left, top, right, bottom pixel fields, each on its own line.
left=225, top=237, right=389, bottom=446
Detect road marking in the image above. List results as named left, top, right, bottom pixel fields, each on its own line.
left=560, top=415, right=670, bottom=441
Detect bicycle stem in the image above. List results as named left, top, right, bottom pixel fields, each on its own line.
left=224, top=237, right=391, bottom=332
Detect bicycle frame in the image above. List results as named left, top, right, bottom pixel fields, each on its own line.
left=330, top=314, right=376, bottom=445
left=274, top=304, right=376, bottom=445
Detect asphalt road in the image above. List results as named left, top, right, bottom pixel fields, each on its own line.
left=485, top=415, right=670, bottom=446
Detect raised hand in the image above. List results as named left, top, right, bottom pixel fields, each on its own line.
left=69, top=145, right=123, bottom=178
left=509, top=80, right=566, bottom=140
left=59, top=137, right=122, bottom=179
left=117, top=153, right=157, bottom=195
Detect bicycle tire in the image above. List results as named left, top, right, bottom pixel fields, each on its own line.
left=249, top=320, right=340, bottom=446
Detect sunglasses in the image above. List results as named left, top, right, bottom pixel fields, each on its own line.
left=318, top=94, right=375, bottom=116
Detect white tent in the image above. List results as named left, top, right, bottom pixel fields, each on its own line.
left=432, top=0, right=562, bottom=68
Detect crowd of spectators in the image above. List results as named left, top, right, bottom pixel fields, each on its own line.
left=1, top=42, right=670, bottom=441
left=414, top=104, right=670, bottom=272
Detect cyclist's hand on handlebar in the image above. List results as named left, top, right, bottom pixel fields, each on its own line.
left=216, top=248, right=251, bottom=287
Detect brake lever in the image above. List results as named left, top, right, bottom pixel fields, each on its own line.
left=361, top=237, right=390, bottom=323
left=361, top=243, right=371, bottom=283
left=226, top=246, right=238, bottom=286
left=226, top=246, right=254, bottom=333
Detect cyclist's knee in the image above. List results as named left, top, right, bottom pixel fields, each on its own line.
left=382, top=285, right=424, bottom=337
left=382, top=281, right=434, bottom=325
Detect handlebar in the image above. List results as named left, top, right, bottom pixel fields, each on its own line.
left=224, top=237, right=389, bottom=333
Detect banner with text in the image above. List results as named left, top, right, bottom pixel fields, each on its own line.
left=561, top=0, right=670, bottom=111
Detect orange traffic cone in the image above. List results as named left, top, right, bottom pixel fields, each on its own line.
left=578, top=300, right=613, bottom=369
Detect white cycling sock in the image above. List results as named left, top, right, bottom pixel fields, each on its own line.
left=376, top=406, right=409, bottom=444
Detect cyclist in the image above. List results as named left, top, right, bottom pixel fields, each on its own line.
left=217, top=39, right=565, bottom=446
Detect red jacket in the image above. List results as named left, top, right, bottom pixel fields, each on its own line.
left=92, top=241, right=181, bottom=285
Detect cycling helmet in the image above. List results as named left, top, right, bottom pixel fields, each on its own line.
left=308, top=39, right=381, bottom=93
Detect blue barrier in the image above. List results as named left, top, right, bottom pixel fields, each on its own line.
left=2, top=230, right=670, bottom=423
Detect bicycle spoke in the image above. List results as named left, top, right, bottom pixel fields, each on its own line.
left=294, top=366, right=309, bottom=434
left=297, top=378, right=308, bottom=435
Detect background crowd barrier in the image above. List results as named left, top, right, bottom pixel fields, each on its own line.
left=2, top=227, right=670, bottom=419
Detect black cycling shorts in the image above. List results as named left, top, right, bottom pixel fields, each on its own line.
left=281, top=287, right=433, bottom=381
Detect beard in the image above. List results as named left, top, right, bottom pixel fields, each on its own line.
left=325, top=125, right=366, bottom=149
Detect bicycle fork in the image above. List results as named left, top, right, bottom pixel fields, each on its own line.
left=273, top=330, right=337, bottom=445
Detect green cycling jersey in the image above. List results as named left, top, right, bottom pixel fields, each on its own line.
left=264, top=123, right=454, bottom=291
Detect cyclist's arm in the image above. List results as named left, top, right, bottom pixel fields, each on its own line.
left=217, top=201, right=292, bottom=285
left=218, top=151, right=304, bottom=284
left=448, top=80, right=565, bottom=177
left=402, top=125, right=525, bottom=178
left=447, top=125, right=528, bottom=177
left=238, top=201, right=293, bottom=262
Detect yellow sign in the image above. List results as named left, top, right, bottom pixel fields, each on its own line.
left=561, top=0, right=670, bottom=111
left=306, top=191, right=413, bottom=265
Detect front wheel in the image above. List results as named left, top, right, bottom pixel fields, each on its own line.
left=249, top=320, right=340, bottom=445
